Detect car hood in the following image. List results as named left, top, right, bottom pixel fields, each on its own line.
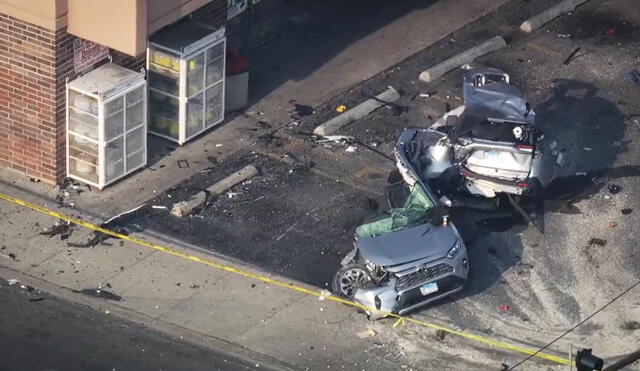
left=356, top=223, right=458, bottom=267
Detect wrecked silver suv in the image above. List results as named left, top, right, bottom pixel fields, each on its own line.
left=332, top=172, right=468, bottom=319
left=398, top=66, right=551, bottom=200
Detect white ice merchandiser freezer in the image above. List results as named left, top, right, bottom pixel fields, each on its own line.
left=66, top=63, right=148, bottom=189
left=147, top=21, right=226, bottom=145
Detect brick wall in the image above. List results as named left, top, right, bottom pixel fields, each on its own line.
left=0, top=14, right=59, bottom=182
left=0, top=13, right=144, bottom=184
left=0, top=0, right=225, bottom=184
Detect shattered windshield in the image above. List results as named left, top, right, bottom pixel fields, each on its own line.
left=355, top=184, right=434, bottom=238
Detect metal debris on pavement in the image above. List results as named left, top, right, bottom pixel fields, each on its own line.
left=314, top=135, right=355, bottom=144
left=287, top=103, right=314, bottom=119
left=68, top=204, right=151, bottom=247
left=563, top=47, right=585, bottom=65
left=588, top=238, right=607, bottom=247
left=627, top=69, right=640, bottom=88
left=608, top=184, right=622, bottom=194
left=256, top=120, right=272, bottom=129
left=345, top=145, right=357, bottom=153
left=40, top=220, right=75, bottom=240
left=177, top=159, right=190, bottom=169
left=78, top=288, right=123, bottom=301
left=7, top=279, right=19, bottom=285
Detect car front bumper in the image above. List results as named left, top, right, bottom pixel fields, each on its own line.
left=353, top=250, right=468, bottom=320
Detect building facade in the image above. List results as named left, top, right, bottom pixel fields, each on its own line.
left=0, top=0, right=226, bottom=183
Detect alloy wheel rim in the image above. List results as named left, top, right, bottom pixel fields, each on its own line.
left=339, top=267, right=370, bottom=298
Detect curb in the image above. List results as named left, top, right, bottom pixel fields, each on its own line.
left=418, top=36, right=507, bottom=83
left=520, top=0, right=591, bottom=33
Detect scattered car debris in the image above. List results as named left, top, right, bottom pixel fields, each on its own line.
left=287, top=103, right=314, bottom=119
left=40, top=220, right=75, bottom=240
left=177, top=160, right=190, bottom=169
left=78, top=287, right=123, bottom=301
left=356, top=329, right=377, bottom=339
left=68, top=204, right=151, bottom=248
left=315, top=135, right=355, bottom=145
left=557, top=33, right=572, bottom=38
left=318, top=289, right=332, bottom=301
left=627, top=69, right=640, bottom=88
left=257, top=132, right=284, bottom=148
left=563, top=47, right=585, bottom=65
left=588, top=238, right=607, bottom=247
left=256, top=121, right=272, bottom=130
left=621, top=321, right=640, bottom=331
left=151, top=205, right=168, bottom=210
left=345, top=145, right=357, bottom=153
left=556, top=152, right=567, bottom=167
left=7, top=279, right=19, bottom=285
left=608, top=184, right=622, bottom=194
left=627, top=116, right=640, bottom=130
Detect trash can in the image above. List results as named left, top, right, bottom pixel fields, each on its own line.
left=224, top=48, right=250, bottom=112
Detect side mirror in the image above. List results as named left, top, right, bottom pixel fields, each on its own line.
left=439, top=195, right=452, bottom=208
left=428, top=206, right=450, bottom=226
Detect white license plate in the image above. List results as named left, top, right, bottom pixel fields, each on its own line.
left=420, top=282, right=439, bottom=296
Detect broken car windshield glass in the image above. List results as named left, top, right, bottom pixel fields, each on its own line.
left=355, top=184, right=434, bottom=238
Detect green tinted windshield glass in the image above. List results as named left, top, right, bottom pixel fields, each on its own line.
left=355, top=184, right=434, bottom=238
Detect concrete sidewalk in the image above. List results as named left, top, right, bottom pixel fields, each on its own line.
left=0, top=180, right=561, bottom=370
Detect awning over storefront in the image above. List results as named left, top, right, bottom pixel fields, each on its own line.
left=27, top=0, right=217, bottom=56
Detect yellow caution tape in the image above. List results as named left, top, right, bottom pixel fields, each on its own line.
left=0, top=191, right=572, bottom=367
left=393, top=317, right=405, bottom=329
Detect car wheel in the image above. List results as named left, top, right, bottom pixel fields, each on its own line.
left=332, top=264, right=373, bottom=299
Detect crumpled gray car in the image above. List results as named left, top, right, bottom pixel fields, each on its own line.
left=332, top=167, right=468, bottom=319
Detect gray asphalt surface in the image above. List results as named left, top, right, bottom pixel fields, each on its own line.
left=0, top=280, right=256, bottom=371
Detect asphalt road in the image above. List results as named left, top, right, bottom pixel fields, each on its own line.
left=0, top=281, right=257, bottom=371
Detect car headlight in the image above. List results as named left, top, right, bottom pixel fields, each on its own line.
left=446, top=241, right=462, bottom=259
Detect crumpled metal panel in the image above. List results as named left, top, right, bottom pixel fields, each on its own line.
left=465, top=148, right=532, bottom=180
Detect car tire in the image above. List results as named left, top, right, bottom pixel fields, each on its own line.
left=332, top=263, right=373, bottom=299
